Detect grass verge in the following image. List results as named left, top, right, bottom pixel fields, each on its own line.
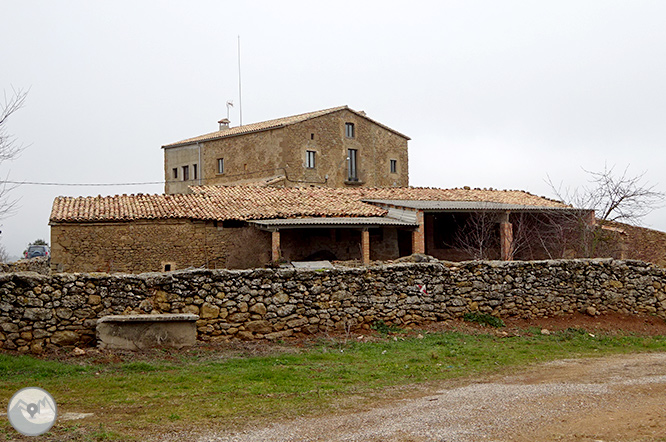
left=1, top=328, right=665, bottom=440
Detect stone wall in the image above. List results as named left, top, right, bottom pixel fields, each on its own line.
left=50, top=220, right=271, bottom=274
left=1, top=258, right=665, bottom=353
left=0, top=257, right=50, bottom=275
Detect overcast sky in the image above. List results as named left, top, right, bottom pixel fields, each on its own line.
left=1, top=1, right=666, bottom=258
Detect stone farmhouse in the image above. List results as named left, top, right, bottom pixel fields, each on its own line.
left=162, top=106, right=409, bottom=194
left=49, top=105, right=599, bottom=274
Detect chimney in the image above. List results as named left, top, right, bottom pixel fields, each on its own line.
left=218, top=118, right=230, bottom=130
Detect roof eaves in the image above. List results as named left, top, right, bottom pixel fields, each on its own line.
left=346, top=109, right=411, bottom=140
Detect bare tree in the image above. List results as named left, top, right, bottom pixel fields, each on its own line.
left=0, top=243, right=9, bottom=263
left=514, top=210, right=594, bottom=259
left=546, top=165, right=664, bottom=258
left=548, top=164, right=664, bottom=225
left=453, top=212, right=499, bottom=260
left=0, top=87, right=28, bottom=218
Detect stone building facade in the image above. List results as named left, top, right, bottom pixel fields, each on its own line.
left=162, top=106, right=410, bottom=194
left=50, top=220, right=271, bottom=273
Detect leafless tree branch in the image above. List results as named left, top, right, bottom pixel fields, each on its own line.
left=452, top=212, right=499, bottom=260
left=0, top=87, right=28, bottom=219
left=546, top=164, right=665, bottom=225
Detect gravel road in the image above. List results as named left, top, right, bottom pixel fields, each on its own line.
left=169, top=352, right=666, bottom=442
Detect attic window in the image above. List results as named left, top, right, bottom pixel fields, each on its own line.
left=217, top=158, right=224, bottom=174
left=345, top=122, right=355, bottom=138
left=193, top=164, right=198, bottom=180
left=390, top=159, right=397, bottom=174
left=182, top=165, right=189, bottom=181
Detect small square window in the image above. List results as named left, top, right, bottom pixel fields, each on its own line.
left=345, top=122, right=355, bottom=138
left=306, top=151, right=316, bottom=169
left=182, top=165, right=189, bottom=181
left=390, top=159, right=397, bottom=174
left=217, top=158, right=224, bottom=174
left=172, top=168, right=178, bottom=179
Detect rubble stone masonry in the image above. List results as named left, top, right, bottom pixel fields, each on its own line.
left=1, top=259, right=666, bottom=353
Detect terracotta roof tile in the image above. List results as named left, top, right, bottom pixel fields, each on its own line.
left=50, top=186, right=568, bottom=224
left=162, top=105, right=409, bottom=148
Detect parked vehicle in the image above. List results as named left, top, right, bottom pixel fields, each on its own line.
left=24, top=244, right=50, bottom=259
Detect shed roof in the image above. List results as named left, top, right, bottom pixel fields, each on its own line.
left=365, top=199, right=579, bottom=212
left=250, top=216, right=418, bottom=230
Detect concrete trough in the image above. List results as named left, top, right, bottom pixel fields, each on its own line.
left=96, top=313, right=199, bottom=350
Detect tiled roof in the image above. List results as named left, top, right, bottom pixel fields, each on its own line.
left=192, top=186, right=570, bottom=209
left=162, top=105, right=409, bottom=148
left=51, top=186, right=568, bottom=224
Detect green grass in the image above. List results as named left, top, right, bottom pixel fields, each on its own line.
left=1, top=329, right=666, bottom=440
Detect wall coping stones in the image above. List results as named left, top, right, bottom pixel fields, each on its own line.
left=97, top=314, right=199, bottom=324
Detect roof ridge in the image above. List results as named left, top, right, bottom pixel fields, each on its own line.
left=162, top=105, right=349, bottom=148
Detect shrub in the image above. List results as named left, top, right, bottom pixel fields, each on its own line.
left=463, top=312, right=505, bottom=328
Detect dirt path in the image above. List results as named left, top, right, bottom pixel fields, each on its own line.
left=180, top=352, right=666, bottom=442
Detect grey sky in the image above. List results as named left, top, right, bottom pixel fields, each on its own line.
left=1, top=1, right=666, bottom=258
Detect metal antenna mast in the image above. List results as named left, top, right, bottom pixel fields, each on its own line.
left=238, top=35, right=243, bottom=126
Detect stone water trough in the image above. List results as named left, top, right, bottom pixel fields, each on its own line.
left=96, top=314, right=199, bottom=350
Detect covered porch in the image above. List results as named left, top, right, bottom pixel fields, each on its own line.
left=250, top=217, right=418, bottom=265
left=363, top=199, right=590, bottom=261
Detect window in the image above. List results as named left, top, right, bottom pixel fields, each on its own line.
left=172, top=168, right=178, bottom=179
left=182, top=165, right=189, bottom=181
left=193, top=164, right=198, bottom=180
left=348, top=148, right=358, bottom=181
left=306, top=150, right=316, bottom=168
left=390, top=159, right=397, bottom=174
left=310, top=133, right=315, bottom=140
left=345, top=122, right=355, bottom=138
left=217, top=158, right=224, bottom=174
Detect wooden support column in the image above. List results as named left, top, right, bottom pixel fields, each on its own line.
left=361, top=228, right=370, bottom=265
left=412, top=210, right=425, bottom=254
left=499, top=211, right=513, bottom=261
left=271, top=230, right=281, bottom=263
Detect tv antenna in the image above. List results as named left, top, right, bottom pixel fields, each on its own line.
left=238, top=35, right=243, bottom=126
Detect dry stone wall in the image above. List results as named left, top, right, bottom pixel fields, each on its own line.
left=1, top=258, right=666, bottom=353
